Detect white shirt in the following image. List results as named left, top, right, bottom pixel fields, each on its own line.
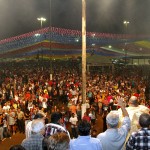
left=25, top=121, right=32, bottom=138
left=69, top=116, right=78, bottom=128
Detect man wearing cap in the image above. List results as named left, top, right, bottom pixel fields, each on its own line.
left=97, top=97, right=131, bottom=150
left=22, top=119, right=45, bottom=150
left=45, top=112, right=70, bottom=138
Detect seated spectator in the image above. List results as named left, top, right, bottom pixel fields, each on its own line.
left=70, top=120, right=102, bottom=150
left=97, top=97, right=131, bottom=150
left=46, top=132, right=70, bottom=150
left=9, top=145, right=26, bottom=150
left=126, top=113, right=150, bottom=150
left=21, top=119, right=45, bottom=150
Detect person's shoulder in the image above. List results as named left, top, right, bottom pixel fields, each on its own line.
left=46, top=123, right=66, bottom=131
left=26, top=121, right=32, bottom=128
left=27, top=120, right=32, bottom=125
left=70, top=138, right=76, bottom=143
left=139, top=105, right=149, bottom=111
left=97, top=132, right=105, bottom=139
left=90, top=137, right=101, bottom=143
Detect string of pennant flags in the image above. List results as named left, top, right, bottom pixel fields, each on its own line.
left=0, top=26, right=150, bottom=59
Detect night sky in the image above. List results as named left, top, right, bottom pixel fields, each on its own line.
left=0, top=0, right=150, bottom=40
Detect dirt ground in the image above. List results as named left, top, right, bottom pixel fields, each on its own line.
left=0, top=114, right=103, bottom=150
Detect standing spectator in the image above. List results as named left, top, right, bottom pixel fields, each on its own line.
left=76, top=103, right=81, bottom=121
left=2, top=102, right=10, bottom=112
left=118, top=95, right=149, bottom=143
left=126, top=113, right=150, bottom=150
left=89, top=106, right=96, bottom=126
left=45, top=112, right=70, bottom=138
left=101, top=109, right=108, bottom=132
left=97, top=97, right=131, bottom=150
left=17, top=108, right=25, bottom=133
left=0, top=113, right=4, bottom=141
left=3, top=112, right=10, bottom=138
left=8, top=108, right=16, bottom=136
left=21, top=119, right=45, bottom=150
left=69, top=102, right=77, bottom=115
left=82, top=111, right=91, bottom=123
left=70, top=120, right=102, bottom=150
left=69, top=113, right=78, bottom=138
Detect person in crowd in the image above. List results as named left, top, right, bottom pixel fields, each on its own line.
left=0, top=113, right=4, bottom=141
left=3, top=112, right=11, bottom=138
left=8, top=108, right=17, bottom=136
left=89, top=105, right=96, bottom=126
left=17, top=107, right=25, bottom=133
left=76, top=103, right=81, bottom=121
left=101, top=109, right=109, bottom=132
left=70, top=120, right=103, bottom=150
left=91, top=129, right=97, bottom=138
left=118, top=95, right=149, bottom=143
left=97, top=97, right=131, bottom=150
left=82, top=111, right=91, bottom=122
left=45, top=112, right=70, bottom=138
left=69, top=113, right=78, bottom=138
left=46, top=132, right=70, bottom=150
left=126, top=113, right=150, bottom=150
left=9, top=145, right=26, bottom=150
left=25, top=112, right=45, bottom=138
left=21, top=119, right=45, bottom=150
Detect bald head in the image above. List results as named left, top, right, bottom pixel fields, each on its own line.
left=129, top=96, right=138, bottom=106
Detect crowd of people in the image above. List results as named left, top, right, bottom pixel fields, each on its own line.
left=0, top=59, right=149, bottom=150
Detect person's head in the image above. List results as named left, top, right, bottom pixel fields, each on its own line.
left=31, top=119, right=45, bottom=135
left=9, top=145, right=26, bottom=150
left=71, top=113, right=75, bottom=117
left=78, top=120, right=91, bottom=136
left=47, top=132, right=70, bottom=150
left=129, top=96, right=138, bottom=106
left=91, top=129, right=97, bottom=138
left=106, top=111, right=119, bottom=128
left=51, top=112, right=62, bottom=124
left=139, top=113, right=150, bottom=128
left=34, top=112, right=45, bottom=119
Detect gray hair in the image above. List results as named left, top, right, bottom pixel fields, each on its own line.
left=31, top=120, right=45, bottom=133
left=106, top=111, right=119, bottom=128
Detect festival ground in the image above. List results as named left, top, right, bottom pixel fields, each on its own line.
left=0, top=114, right=103, bottom=150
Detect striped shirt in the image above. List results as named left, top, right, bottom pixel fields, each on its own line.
left=45, top=123, right=70, bottom=139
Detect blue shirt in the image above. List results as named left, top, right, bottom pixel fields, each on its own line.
left=97, top=116, right=130, bottom=150
left=70, top=135, right=103, bottom=150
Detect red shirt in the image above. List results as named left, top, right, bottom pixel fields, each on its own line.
left=82, top=115, right=91, bottom=122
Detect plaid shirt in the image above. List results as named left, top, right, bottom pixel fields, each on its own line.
left=126, top=128, right=150, bottom=150
left=21, top=133, right=44, bottom=150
